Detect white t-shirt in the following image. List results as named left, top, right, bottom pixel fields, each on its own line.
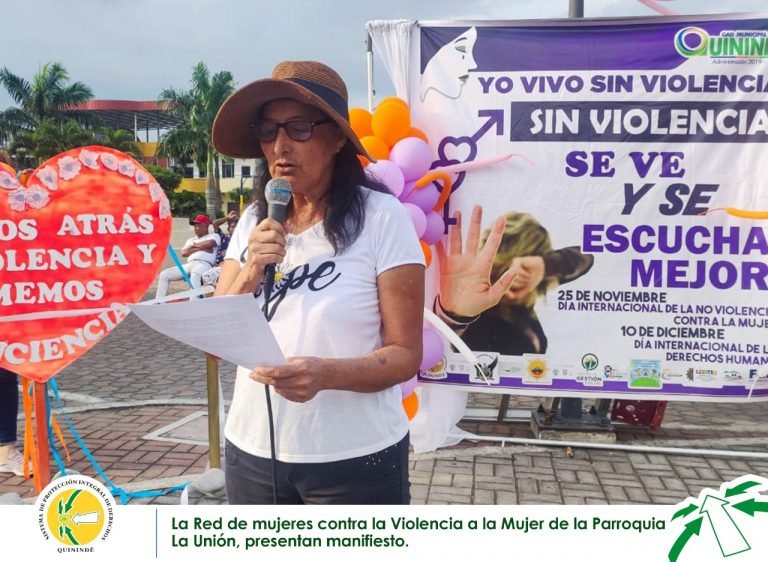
left=223, top=188, right=425, bottom=462
left=183, top=232, right=221, bottom=265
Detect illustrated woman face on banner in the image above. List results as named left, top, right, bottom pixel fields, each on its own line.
left=420, top=27, right=478, bottom=102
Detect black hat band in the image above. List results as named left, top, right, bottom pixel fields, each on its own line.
left=288, top=78, right=349, bottom=121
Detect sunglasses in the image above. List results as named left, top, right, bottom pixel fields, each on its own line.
left=251, top=119, right=333, bottom=142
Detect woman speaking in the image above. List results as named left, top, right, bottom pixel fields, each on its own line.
left=212, top=61, right=425, bottom=504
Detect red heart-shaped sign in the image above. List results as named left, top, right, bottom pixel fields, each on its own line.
left=0, top=146, right=172, bottom=382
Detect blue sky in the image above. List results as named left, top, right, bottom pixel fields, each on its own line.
left=0, top=0, right=765, bottom=111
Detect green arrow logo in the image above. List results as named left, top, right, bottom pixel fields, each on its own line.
left=672, top=503, right=699, bottom=521
left=700, top=495, right=750, bottom=557
left=63, top=489, right=81, bottom=513
left=732, top=497, right=768, bottom=517
left=725, top=481, right=761, bottom=498
left=669, top=476, right=768, bottom=562
left=63, top=525, right=79, bottom=545
left=669, top=516, right=703, bottom=562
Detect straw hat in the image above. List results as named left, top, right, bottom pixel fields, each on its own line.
left=212, top=60, right=372, bottom=161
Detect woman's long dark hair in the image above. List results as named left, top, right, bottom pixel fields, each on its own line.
left=254, top=141, right=390, bottom=254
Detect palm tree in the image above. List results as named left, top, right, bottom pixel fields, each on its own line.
left=0, top=107, right=34, bottom=147
left=10, top=118, right=93, bottom=164
left=0, top=62, right=93, bottom=158
left=158, top=62, right=236, bottom=217
left=157, top=92, right=208, bottom=177
left=98, top=128, right=143, bottom=160
left=0, top=62, right=93, bottom=130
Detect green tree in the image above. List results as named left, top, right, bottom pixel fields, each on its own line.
left=0, top=62, right=94, bottom=162
left=157, top=114, right=206, bottom=175
left=169, top=190, right=206, bottom=217
left=0, top=107, right=33, bottom=148
left=97, top=128, right=142, bottom=159
left=145, top=164, right=182, bottom=194
left=158, top=62, right=236, bottom=218
left=0, top=62, right=93, bottom=134
left=10, top=118, right=93, bottom=164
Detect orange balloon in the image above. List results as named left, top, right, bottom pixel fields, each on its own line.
left=349, top=107, right=373, bottom=138
left=420, top=240, right=432, bottom=267
left=408, top=127, right=429, bottom=143
left=379, top=96, right=408, bottom=110
left=371, top=102, right=411, bottom=147
left=402, top=392, right=419, bottom=421
left=0, top=162, right=15, bottom=176
left=360, top=135, right=390, bottom=162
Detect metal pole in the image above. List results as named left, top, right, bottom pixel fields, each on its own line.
left=447, top=432, right=768, bottom=460
left=556, top=0, right=586, bottom=428
left=239, top=175, right=248, bottom=214
left=205, top=355, right=220, bottom=469
left=569, top=0, right=584, bottom=18
left=366, top=33, right=375, bottom=111
left=34, top=382, right=51, bottom=488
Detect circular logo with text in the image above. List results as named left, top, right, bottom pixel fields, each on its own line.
left=527, top=359, right=548, bottom=380
left=674, top=27, right=709, bottom=57
left=36, top=475, right=115, bottom=553
left=419, top=357, right=447, bottom=380
left=581, top=353, right=599, bottom=371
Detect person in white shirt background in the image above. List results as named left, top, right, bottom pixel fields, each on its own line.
left=201, top=211, right=239, bottom=288
left=154, top=214, right=221, bottom=298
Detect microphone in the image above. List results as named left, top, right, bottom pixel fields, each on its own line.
left=265, top=177, right=293, bottom=224
left=262, top=178, right=293, bottom=300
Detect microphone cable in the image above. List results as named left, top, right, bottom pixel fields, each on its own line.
left=260, top=283, right=279, bottom=505
left=256, top=178, right=292, bottom=505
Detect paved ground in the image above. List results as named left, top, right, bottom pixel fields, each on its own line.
left=2, top=280, right=767, bottom=505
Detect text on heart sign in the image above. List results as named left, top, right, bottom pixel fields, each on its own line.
left=0, top=146, right=172, bottom=382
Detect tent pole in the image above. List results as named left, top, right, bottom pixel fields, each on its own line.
left=569, top=0, right=584, bottom=18
left=366, top=33, right=374, bottom=111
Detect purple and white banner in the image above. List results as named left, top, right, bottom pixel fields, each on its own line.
left=409, top=15, right=768, bottom=401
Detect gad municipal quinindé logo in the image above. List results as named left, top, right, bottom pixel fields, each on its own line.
left=36, top=475, right=115, bottom=553
left=669, top=474, right=768, bottom=562
left=674, top=26, right=768, bottom=60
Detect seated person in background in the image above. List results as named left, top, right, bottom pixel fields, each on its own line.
left=155, top=214, right=221, bottom=298
left=202, top=211, right=239, bottom=287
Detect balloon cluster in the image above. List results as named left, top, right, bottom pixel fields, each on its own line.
left=350, top=97, right=449, bottom=421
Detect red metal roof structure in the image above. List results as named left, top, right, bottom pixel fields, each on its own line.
left=68, top=100, right=183, bottom=133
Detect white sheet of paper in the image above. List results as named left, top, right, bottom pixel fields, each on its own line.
left=127, top=294, right=285, bottom=369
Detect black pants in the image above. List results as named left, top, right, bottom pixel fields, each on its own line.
left=0, top=368, right=18, bottom=444
left=225, top=434, right=410, bottom=505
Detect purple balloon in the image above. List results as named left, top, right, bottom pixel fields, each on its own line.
left=421, top=211, right=445, bottom=245
left=403, top=183, right=439, bottom=213
left=402, top=203, right=427, bottom=238
left=390, top=137, right=433, bottom=182
left=400, top=375, right=418, bottom=398
left=399, top=180, right=417, bottom=202
left=365, top=160, right=405, bottom=198
left=420, top=327, right=444, bottom=371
